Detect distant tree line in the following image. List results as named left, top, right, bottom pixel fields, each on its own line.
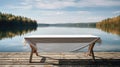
left=97, top=15, right=120, bottom=28
left=96, top=15, right=120, bottom=35
left=69, top=23, right=96, bottom=28
left=0, top=12, right=37, bottom=29
left=38, top=23, right=96, bottom=28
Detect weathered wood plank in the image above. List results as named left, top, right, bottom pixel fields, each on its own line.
left=0, top=52, right=120, bottom=67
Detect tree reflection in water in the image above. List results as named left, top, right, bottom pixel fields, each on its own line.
left=96, top=15, right=120, bottom=36
left=0, top=26, right=37, bottom=40
left=97, top=25, right=120, bottom=36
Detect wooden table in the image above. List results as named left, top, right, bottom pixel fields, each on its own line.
left=24, top=35, right=101, bottom=63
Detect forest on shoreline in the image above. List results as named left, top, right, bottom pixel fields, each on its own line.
left=96, top=15, right=120, bottom=35
left=0, top=12, right=38, bottom=39
left=0, top=12, right=37, bottom=29
left=97, top=15, right=120, bottom=28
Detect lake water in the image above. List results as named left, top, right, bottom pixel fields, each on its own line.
left=0, top=26, right=120, bottom=52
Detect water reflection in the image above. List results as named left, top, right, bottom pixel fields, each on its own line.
left=0, top=26, right=37, bottom=40
left=97, top=25, right=120, bottom=36
left=0, top=23, right=120, bottom=40
left=39, top=23, right=120, bottom=36
left=0, top=23, right=120, bottom=52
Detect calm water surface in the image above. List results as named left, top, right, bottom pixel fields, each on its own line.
left=0, top=26, right=120, bottom=52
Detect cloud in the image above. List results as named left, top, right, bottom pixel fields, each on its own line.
left=34, top=0, right=76, bottom=9
left=77, top=0, right=120, bottom=7
left=1, top=0, right=119, bottom=23
left=31, top=10, right=104, bottom=23
left=6, top=5, right=32, bottom=9
left=30, top=0, right=120, bottom=9
left=5, top=0, right=120, bottom=10
left=4, top=0, right=33, bottom=10
left=113, top=11, right=120, bottom=14
left=32, top=10, right=91, bottom=16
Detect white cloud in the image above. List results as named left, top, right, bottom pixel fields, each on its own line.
left=87, top=16, right=105, bottom=21
left=113, top=11, right=120, bottom=14
left=31, top=10, right=91, bottom=17
left=34, top=11, right=65, bottom=16
left=31, top=11, right=104, bottom=23
left=2, top=0, right=119, bottom=23
left=31, top=0, right=120, bottom=9
left=56, top=11, right=64, bottom=15
left=34, top=0, right=76, bottom=9
left=1, top=9, right=105, bottom=23
left=6, top=5, right=32, bottom=9
left=6, top=0, right=120, bottom=10
left=33, top=0, right=119, bottom=9
left=77, top=0, right=120, bottom=7
left=76, top=11, right=91, bottom=14
left=20, top=2, right=29, bottom=5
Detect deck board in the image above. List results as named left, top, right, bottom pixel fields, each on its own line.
left=0, top=52, right=120, bottom=67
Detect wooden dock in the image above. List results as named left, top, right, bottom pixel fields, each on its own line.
left=0, top=52, right=120, bottom=67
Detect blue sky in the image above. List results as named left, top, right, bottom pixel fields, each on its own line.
left=0, top=0, right=120, bottom=23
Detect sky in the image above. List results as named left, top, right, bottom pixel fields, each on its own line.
left=0, top=0, right=120, bottom=23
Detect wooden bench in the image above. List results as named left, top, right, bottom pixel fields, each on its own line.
left=24, top=35, right=101, bottom=63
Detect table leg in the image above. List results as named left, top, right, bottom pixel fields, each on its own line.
left=29, top=44, right=39, bottom=63
left=91, top=47, right=95, bottom=61
left=88, top=43, right=95, bottom=61
left=29, top=50, right=33, bottom=63
left=35, top=51, right=38, bottom=56
left=29, top=49, right=39, bottom=63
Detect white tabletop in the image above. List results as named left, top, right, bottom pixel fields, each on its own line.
left=25, top=35, right=99, bottom=38
left=24, top=35, right=101, bottom=52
